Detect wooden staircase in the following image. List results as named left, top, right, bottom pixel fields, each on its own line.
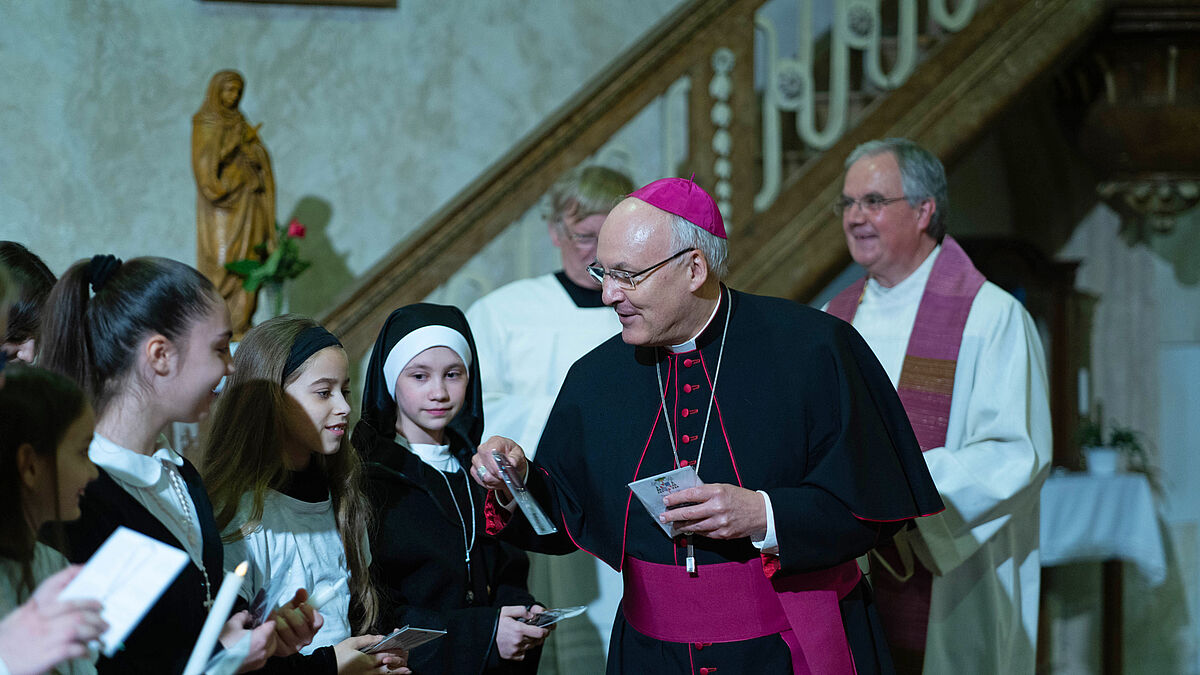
left=321, top=0, right=1110, bottom=362
left=731, top=0, right=1108, bottom=298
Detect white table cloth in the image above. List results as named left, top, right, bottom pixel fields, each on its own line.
left=1040, top=472, right=1166, bottom=585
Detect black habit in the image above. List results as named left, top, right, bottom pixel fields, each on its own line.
left=355, top=303, right=542, bottom=675
left=488, top=287, right=944, bottom=674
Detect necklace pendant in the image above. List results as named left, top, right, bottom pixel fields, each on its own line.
left=465, top=589, right=475, bottom=603
left=203, top=597, right=214, bottom=609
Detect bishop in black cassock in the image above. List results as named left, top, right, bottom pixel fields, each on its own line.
left=472, top=177, right=943, bottom=674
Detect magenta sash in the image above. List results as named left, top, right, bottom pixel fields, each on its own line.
left=622, top=556, right=861, bottom=674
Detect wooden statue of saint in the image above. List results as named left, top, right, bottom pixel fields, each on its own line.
left=192, top=70, right=276, bottom=339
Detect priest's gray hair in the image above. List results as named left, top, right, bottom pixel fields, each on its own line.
left=846, top=138, right=948, bottom=243
left=547, top=165, right=635, bottom=230
left=669, top=214, right=728, bottom=280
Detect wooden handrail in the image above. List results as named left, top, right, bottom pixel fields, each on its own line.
left=322, top=0, right=764, bottom=359
left=324, top=0, right=1109, bottom=361
left=730, top=0, right=1109, bottom=300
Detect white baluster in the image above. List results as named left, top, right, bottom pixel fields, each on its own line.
left=929, top=0, right=977, bottom=32
left=863, top=0, right=918, bottom=90
left=797, top=0, right=850, bottom=149
left=663, top=78, right=692, bottom=180
left=753, top=14, right=782, bottom=212
left=710, top=47, right=737, bottom=226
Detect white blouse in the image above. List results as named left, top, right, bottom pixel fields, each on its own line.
left=88, top=435, right=206, bottom=571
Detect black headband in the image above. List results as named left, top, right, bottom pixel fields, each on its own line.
left=282, top=326, right=342, bottom=381
left=88, top=254, right=123, bottom=293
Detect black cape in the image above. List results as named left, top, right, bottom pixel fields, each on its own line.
left=494, top=287, right=943, bottom=674
left=355, top=303, right=541, bottom=674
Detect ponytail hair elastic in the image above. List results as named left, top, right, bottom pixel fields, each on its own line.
left=87, top=254, right=123, bottom=293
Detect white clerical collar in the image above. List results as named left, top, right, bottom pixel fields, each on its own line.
left=396, top=434, right=460, bottom=474
left=865, top=244, right=941, bottom=303
left=89, top=434, right=184, bottom=488
left=667, top=295, right=723, bottom=354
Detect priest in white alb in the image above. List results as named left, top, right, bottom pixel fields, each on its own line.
left=825, top=138, right=1052, bottom=674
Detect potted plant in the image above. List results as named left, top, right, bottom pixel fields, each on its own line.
left=1077, top=404, right=1155, bottom=483
left=1078, top=412, right=1121, bottom=474
left=1108, top=425, right=1152, bottom=475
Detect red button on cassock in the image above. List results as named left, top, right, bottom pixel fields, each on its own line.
left=683, top=384, right=693, bottom=393
left=681, top=435, right=691, bottom=444
left=683, top=358, right=694, bottom=367
left=681, top=409, right=690, bottom=417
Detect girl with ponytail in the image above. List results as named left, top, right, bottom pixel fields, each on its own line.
left=39, top=255, right=305, bottom=674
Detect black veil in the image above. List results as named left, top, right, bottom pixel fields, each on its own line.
left=355, top=303, right=484, bottom=454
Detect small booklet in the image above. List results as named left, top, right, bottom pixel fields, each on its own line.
left=360, top=626, right=447, bottom=654
left=628, top=465, right=703, bottom=538
left=517, top=605, right=587, bottom=628
left=58, top=526, right=189, bottom=657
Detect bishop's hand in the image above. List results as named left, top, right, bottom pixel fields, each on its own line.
left=470, top=436, right=527, bottom=501
left=660, top=484, right=768, bottom=540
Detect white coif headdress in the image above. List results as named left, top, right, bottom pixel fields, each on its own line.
left=382, top=325, right=473, bottom=402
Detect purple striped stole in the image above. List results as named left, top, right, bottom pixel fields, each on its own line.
left=826, top=236, right=984, bottom=451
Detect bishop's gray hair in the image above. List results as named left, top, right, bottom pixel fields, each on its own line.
left=846, top=138, right=948, bottom=242
left=668, top=214, right=728, bottom=280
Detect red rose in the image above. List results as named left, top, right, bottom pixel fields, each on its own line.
left=286, top=220, right=306, bottom=238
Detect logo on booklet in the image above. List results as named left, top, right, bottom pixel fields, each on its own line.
left=653, top=476, right=680, bottom=494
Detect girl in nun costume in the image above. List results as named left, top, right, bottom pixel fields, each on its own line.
left=353, top=304, right=549, bottom=674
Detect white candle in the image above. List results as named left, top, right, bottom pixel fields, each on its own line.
left=307, top=577, right=347, bottom=612
left=183, top=561, right=248, bottom=675
left=1078, top=368, right=1090, bottom=415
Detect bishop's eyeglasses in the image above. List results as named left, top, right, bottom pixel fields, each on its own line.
left=834, top=193, right=908, bottom=216
left=586, top=248, right=695, bottom=291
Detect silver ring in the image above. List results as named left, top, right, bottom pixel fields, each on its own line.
left=477, top=466, right=489, bottom=479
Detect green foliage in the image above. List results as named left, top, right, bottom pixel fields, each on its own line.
left=1076, top=415, right=1105, bottom=448
left=1108, top=426, right=1149, bottom=470
left=223, top=222, right=311, bottom=292
left=1079, top=407, right=1158, bottom=489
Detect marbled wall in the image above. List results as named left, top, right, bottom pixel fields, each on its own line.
left=0, top=0, right=683, bottom=315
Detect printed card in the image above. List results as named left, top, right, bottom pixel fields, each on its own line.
left=628, top=465, right=703, bottom=538
left=58, top=526, right=189, bottom=656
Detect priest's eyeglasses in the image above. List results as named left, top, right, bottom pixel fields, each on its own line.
left=586, top=248, right=696, bottom=291
left=558, top=219, right=599, bottom=251
left=834, top=194, right=908, bottom=216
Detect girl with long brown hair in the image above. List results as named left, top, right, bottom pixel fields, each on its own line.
left=0, top=363, right=100, bottom=675
left=204, top=315, right=407, bottom=675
